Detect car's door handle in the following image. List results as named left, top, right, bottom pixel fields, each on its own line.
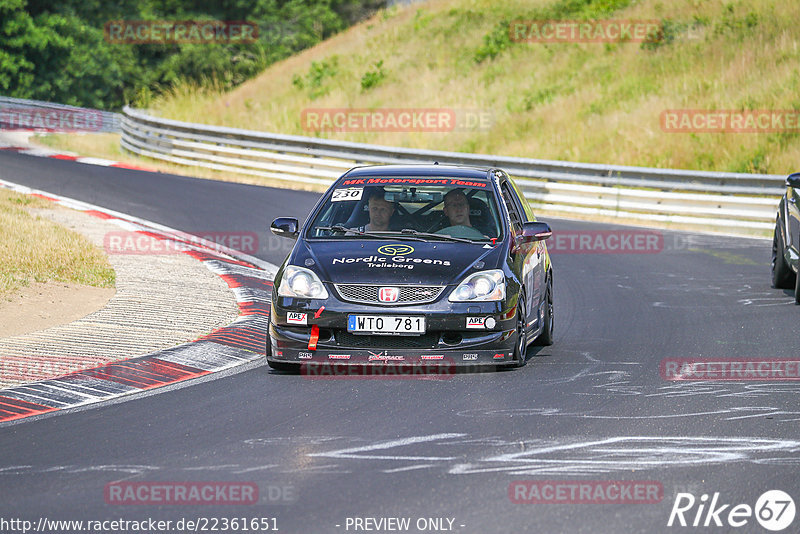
left=790, top=197, right=797, bottom=204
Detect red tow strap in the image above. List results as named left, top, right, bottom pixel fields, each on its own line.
left=308, top=325, right=320, bottom=351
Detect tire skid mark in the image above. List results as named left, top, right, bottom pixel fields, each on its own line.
left=23, top=434, right=789, bottom=478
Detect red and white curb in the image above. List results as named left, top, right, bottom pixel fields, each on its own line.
left=0, top=142, right=155, bottom=172
left=0, top=178, right=278, bottom=424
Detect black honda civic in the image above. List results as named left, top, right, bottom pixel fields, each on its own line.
left=267, top=164, right=554, bottom=371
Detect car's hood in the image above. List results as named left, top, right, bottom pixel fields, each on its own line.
left=291, top=239, right=504, bottom=286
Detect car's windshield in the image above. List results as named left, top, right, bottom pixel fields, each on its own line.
left=308, top=178, right=503, bottom=242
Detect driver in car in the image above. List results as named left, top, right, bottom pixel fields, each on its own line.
left=365, top=191, right=395, bottom=231
left=347, top=188, right=396, bottom=233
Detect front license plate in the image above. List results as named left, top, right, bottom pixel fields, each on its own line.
left=347, top=315, right=425, bottom=335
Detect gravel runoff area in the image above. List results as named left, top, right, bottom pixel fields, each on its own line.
left=0, top=205, right=240, bottom=390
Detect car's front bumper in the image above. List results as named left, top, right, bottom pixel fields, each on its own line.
left=267, top=292, right=519, bottom=368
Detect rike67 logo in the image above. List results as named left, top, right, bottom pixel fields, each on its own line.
left=668, top=490, right=795, bottom=531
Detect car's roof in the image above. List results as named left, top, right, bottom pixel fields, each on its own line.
left=342, top=164, right=492, bottom=179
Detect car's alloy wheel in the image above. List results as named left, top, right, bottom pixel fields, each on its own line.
left=772, top=220, right=795, bottom=289
left=514, top=291, right=528, bottom=367
left=534, top=274, right=554, bottom=346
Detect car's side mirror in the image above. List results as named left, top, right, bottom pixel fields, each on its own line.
left=520, top=221, right=552, bottom=242
left=270, top=217, right=299, bottom=239
left=786, top=172, right=800, bottom=189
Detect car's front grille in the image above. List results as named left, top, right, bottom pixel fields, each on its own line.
left=334, top=284, right=445, bottom=305
left=335, top=331, right=440, bottom=349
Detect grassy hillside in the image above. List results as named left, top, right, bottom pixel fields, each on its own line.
left=145, top=0, right=799, bottom=175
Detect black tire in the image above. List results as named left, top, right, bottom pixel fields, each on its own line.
left=534, top=273, right=554, bottom=346
left=794, top=266, right=800, bottom=304
left=513, top=290, right=528, bottom=367
left=267, top=360, right=300, bottom=373
left=772, top=220, right=795, bottom=289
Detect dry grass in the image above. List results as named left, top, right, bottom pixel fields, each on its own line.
left=0, top=189, right=116, bottom=297
left=143, top=0, right=799, bottom=175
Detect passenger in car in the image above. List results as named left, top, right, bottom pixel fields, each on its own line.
left=443, top=189, right=473, bottom=228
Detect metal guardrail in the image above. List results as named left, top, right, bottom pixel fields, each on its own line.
left=0, top=96, right=121, bottom=133
left=118, top=105, right=783, bottom=231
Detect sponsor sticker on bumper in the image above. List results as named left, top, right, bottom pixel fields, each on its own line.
left=287, top=312, right=307, bottom=325
left=466, top=317, right=486, bottom=329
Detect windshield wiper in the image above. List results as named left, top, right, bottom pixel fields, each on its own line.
left=315, top=226, right=425, bottom=241
left=397, top=228, right=476, bottom=244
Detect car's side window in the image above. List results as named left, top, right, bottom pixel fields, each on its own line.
left=501, top=182, right=524, bottom=234
left=507, top=175, right=536, bottom=222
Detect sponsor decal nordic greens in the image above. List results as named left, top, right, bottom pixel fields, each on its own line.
left=377, top=244, right=414, bottom=256
left=332, top=244, right=451, bottom=269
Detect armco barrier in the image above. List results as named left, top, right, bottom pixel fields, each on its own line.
left=2, top=94, right=781, bottom=232
left=0, top=96, right=121, bottom=133
left=120, top=106, right=783, bottom=231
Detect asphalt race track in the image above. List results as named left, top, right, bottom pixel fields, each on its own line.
left=1, top=150, right=798, bottom=533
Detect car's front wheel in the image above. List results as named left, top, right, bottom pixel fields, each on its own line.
left=513, top=291, right=528, bottom=367
left=772, top=219, right=795, bottom=289
left=534, top=273, right=554, bottom=346
left=794, top=266, right=800, bottom=304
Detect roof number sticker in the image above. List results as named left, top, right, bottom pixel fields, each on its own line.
left=331, top=188, right=363, bottom=202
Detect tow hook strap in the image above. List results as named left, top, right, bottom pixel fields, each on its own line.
left=308, top=324, right=320, bottom=351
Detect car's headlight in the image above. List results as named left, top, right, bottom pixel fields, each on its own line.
left=278, top=265, right=329, bottom=299
left=448, top=269, right=506, bottom=302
